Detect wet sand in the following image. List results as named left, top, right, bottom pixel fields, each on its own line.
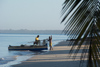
left=12, top=41, right=87, bottom=67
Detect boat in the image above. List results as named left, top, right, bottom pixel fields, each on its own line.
left=8, top=40, right=48, bottom=51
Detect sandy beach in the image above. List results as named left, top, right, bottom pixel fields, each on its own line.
left=12, top=41, right=86, bottom=67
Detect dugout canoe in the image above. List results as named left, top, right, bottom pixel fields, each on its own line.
left=8, top=44, right=48, bottom=51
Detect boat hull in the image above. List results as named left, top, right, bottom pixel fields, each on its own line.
left=8, top=45, right=48, bottom=51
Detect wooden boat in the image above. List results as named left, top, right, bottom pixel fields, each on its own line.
left=8, top=40, right=48, bottom=51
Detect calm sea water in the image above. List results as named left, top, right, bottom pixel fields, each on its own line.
left=0, top=34, right=67, bottom=67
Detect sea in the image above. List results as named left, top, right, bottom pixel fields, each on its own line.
left=0, top=33, right=67, bottom=67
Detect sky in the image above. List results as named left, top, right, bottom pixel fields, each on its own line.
left=0, top=0, right=65, bottom=30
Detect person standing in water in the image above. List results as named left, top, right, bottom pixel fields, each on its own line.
left=48, top=35, right=53, bottom=50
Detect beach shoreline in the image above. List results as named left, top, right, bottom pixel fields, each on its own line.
left=11, top=41, right=86, bottom=67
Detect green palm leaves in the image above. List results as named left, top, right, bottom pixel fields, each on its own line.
left=61, top=0, right=100, bottom=67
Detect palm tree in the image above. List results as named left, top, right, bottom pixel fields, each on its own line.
left=61, top=0, right=100, bottom=67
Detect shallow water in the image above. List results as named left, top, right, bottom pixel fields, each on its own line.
left=0, top=34, right=67, bottom=67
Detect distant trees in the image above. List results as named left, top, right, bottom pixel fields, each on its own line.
left=61, top=0, right=100, bottom=67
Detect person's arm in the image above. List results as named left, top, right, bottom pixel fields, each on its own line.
left=51, top=35, right=52, bottom=39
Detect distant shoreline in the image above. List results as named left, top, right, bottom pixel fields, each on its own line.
left=0, top=30, right=62, bottom=34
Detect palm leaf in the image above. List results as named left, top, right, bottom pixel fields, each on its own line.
left=61, top=0, right=100, bottom=67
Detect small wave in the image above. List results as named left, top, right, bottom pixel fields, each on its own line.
left=0, top=55, right=33, bottom=67
left=0, top=58, right=4, bottom=61
left=0, top=56, right=19, bottom=65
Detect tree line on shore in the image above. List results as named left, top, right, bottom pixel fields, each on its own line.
left=0, top=29, right=62, bottom=34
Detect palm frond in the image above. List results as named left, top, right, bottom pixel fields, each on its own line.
left=61, top=0, right=100, bottom=67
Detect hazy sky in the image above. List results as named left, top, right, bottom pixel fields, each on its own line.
left=0, top=0, right=65, bottom=30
